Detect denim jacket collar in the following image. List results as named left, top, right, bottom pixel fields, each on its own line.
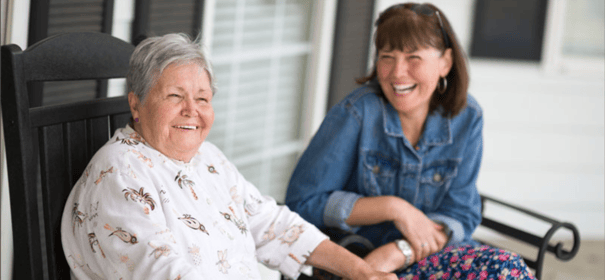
left=380, top=97, right=452, bottom=147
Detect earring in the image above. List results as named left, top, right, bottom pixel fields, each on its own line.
left=134, top=118, right=139, bottom=123
left=437, top=77, right=447, bottom=94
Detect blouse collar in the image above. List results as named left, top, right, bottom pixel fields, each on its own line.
left=122, top=125, right=204, bottom=167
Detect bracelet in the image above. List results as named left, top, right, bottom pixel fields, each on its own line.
left=395, top=239, right=413, bottom=268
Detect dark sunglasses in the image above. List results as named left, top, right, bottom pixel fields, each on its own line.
left=377, top=3, right=451, bottom=49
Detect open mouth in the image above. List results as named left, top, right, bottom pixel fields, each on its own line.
left=174, top=125, right=198, bottom=130
left=393, top=84, right=417, bottom=95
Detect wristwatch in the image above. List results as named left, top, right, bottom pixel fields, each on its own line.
left=395, top=239, right=413, bottom=268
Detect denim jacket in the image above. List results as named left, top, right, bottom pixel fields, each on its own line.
left=286, top=85, right=483, bottom=247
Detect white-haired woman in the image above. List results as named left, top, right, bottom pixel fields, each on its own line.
left=61, top=33, right=396, bottom=280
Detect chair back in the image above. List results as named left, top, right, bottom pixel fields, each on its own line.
left=1, top=32, right=134, bottom=280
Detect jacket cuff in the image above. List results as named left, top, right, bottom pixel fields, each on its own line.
left=323, top=191, right=362, bottom=232
left=426, top=213, right=464, bottom=246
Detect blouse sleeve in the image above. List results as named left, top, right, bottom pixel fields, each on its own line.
left=285, top=100, right=364, bottom=232
left=62, top=157, right=206, bottom=280
left=221, top=155, right=328, bottom=279
left=426, top=108, right=483, bottom=244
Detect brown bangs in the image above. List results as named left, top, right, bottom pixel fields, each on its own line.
left=374, top=9, right=444, bottom=53
left=356, top=3, right=469, bottom=118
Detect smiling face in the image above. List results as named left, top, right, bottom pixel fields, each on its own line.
left=128, top=62, right=214, bottom=162
left=376, top=46, right=452, bottom=119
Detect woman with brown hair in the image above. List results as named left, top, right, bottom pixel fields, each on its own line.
left=287, top=3, right=534, bottom=278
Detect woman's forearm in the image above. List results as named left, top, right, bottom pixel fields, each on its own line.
left=345, top=196, right=408, bottom=226
left=364, top=242, right=408, bottom=273
left=305, top=239, right=397, bottom=280
left=348, top=196, right=449, bottom=262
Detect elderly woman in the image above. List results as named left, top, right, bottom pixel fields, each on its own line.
left=286, top=3, right=534, bottom=279
left=61, top=34, right=396, bottom=280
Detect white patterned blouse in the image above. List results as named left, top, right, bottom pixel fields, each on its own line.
left=61, top=125, right=327, bottom=280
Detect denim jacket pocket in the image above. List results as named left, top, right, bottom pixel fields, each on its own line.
left=419, top=159, right=460, bottom=209
left=362, top=150, right=400, bottom=196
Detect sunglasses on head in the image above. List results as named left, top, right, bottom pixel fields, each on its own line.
left=377, top=3, right=451, bottom=49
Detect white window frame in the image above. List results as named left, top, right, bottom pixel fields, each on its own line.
left=2, top=1, right=31, bottom=279
left=202, top=0, right=337, bottom=144
left=541, top=0, right=604, bottom=77
left=199, top=0, right=338, bottom=202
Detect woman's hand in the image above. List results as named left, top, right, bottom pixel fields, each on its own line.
left=364, top=242, right=411, bottom=273
left=306, top=240, right=398, bottom=280
left=345, top=196, right=448, bottom=264
left=390, top=197, right=448, bottom=262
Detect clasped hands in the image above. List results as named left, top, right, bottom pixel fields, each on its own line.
left=364, top=197, right=449, bottom=273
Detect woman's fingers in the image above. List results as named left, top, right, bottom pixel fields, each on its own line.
left=413, top=230, right=446, bottom=262
left=414, top=240, right=429, bottom=262
left=395, top=227, right=436, bottom=261
left=435, top=229, right=448, bottom=250
left=391, top=204, right=450, bottom=262
left=419, top=242, right=428, bottom=261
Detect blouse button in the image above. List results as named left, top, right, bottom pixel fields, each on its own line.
left=372, top=166, right=380, bottom=174
left=433, top=173, right=442, bottom=182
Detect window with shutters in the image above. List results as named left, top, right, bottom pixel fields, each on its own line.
left=22, top=0, right=336, bottom=203
left=149, top=0, right=203, bottom=36
left=132, top=0, right=203, bottom=41
left=202, top=0, right=335, bottom=202
left=469, top=0, right=548, bottom=62
left=29, top=0, right=115, bottom=107
left=542, top=0, right=604, bottom=76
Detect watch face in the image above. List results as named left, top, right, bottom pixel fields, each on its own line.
left=396, top=240, right=413, bottom=267
left=397, top=240, right=411, bottom=254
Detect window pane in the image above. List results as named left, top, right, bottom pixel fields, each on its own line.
left=562, top=0, right=604, bottom=57
left=206, top=0, right=315, bottom=200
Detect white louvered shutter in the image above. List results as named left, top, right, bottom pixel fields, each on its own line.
left=205, top=0, right=315, bottom=202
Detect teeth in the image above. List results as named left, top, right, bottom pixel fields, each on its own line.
left=175, top=125, right=197, bottom=130
left=393, top=84, right=416, bottom=94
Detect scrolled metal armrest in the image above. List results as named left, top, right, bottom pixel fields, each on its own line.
left=542, top=222, right=580, bottom=261
left=479, top=194, right=581, bottom=279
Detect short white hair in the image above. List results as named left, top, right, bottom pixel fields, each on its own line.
left=127, top=33, right=216, bottom=103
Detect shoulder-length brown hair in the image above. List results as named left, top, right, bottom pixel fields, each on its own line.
left=357, top=3, right=469, bottom=117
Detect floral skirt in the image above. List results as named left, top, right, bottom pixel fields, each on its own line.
left=397, top=245, right=535, bottom=280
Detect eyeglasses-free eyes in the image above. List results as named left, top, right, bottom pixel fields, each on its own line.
left=377, top=3, right=451, bottom=49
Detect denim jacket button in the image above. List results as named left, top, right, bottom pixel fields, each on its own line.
left=433, top=173, right=442, bottom=182
left=414, top=145, right=420, bottom=151
left=372, top=166, right=380, bottom=174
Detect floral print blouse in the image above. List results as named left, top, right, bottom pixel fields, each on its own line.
left=61, top=125, right=328, bottom=280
